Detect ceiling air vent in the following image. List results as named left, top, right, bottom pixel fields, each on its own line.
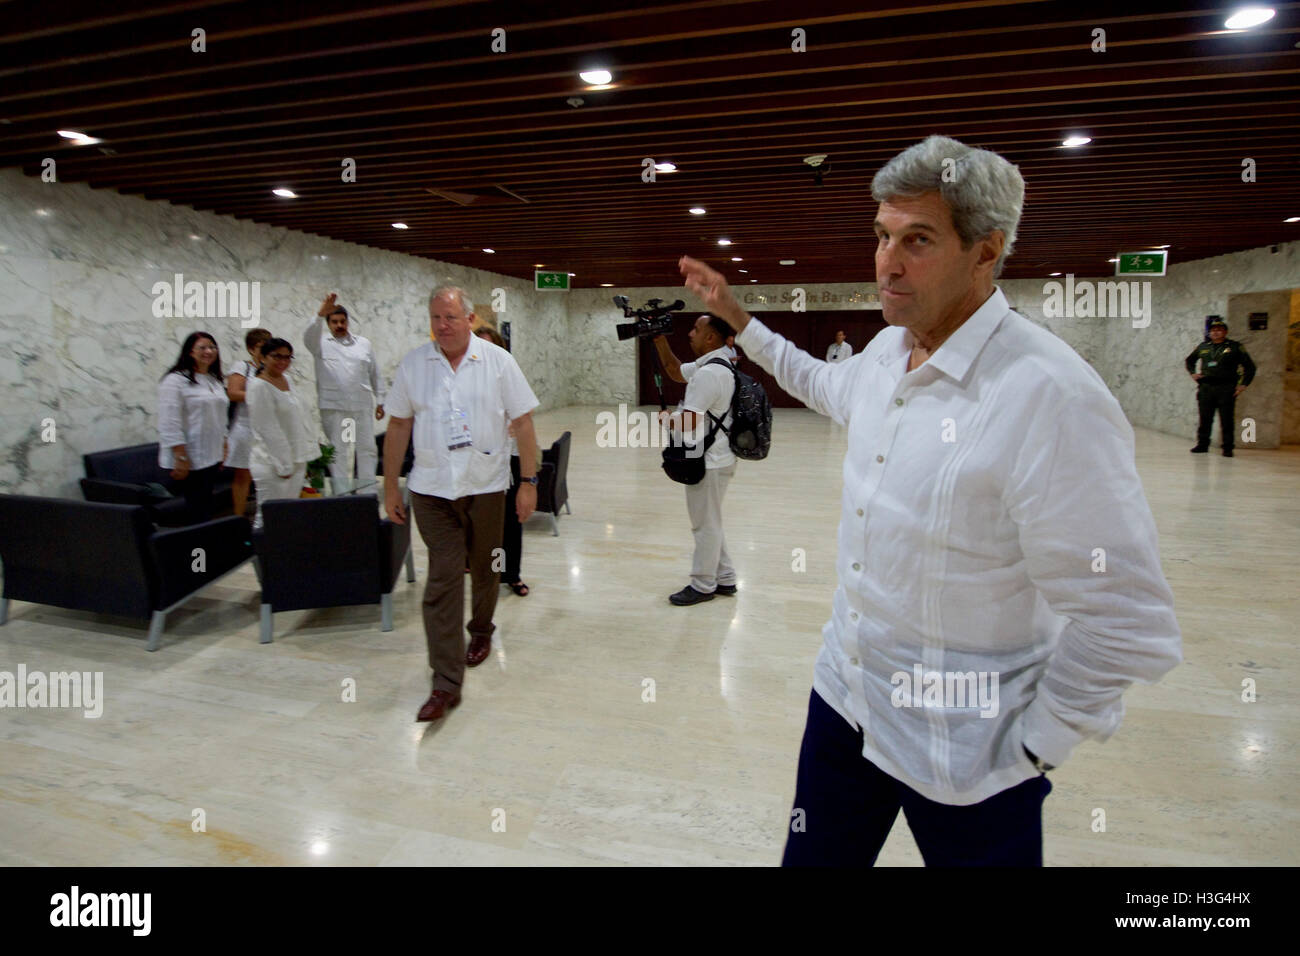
left=424, top=185, right=530, bottom=206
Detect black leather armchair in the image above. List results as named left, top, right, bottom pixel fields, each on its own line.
left=251, top=495, right=414, bottom=643
left=0, top=494, right=254, bottom=651
left=81, top=443, right=238, bottom=525
left=534, top=430, right=572, bottom=536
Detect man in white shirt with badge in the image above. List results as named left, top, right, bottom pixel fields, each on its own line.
left=679, top=134, right=1182, bottom=866
left=305, top=294, right=386, bottom=494
left=826, top=330, right=853, bottom=362
left=658, top=314, right=738, bottom=606
left=383, top=286, right=539, bottom=722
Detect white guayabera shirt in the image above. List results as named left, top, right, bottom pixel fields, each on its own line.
left=826, top=341, right=854, bottom=362
left=386, top=338, right=538, bottom=498
left=736, top=287, right=1182, bottom=805
left=157, top=371, right=228, bottom=470
left=303, top=315, right=386, bottom=411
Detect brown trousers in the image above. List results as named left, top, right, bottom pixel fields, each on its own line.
left=410, top=491, right=505, bottom=693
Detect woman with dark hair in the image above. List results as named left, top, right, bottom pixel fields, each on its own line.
left=158, top=331, right=229, bottom=523
left=246, top=337, right=317, bottom=529
left=226, top=327, right=272, bottom=520
left=474, top=324, right=531, bottom=596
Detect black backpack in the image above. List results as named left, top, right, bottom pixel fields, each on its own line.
left=704, top=358, right=771, bottom=460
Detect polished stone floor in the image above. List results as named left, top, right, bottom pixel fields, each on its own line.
left=1, top=406, right=1296, bottom=865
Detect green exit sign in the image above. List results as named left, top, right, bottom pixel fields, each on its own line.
left=1116, top=251, right=1167, bottom=276
left=535, top=270, right=570, bottom=291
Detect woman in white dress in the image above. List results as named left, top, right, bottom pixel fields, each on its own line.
left=246, top=338, right=317, bottom=529
left=158, top=331, right=229, bottom=523
left=224, top=327, right=272, bottom=521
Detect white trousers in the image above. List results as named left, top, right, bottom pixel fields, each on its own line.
left=320, top=407, right=376, bottom=494
left=685, top=463, right=736, bottom=593
left=250, top=462, right=307, bottom=529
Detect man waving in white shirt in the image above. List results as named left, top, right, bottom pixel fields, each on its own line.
left=680, top=134, right=1181, bottom=867
left=305, top=293, right=386, bottom=494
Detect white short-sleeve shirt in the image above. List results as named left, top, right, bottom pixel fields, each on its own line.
left=157, top=371, right=229, bottom=470
left=680, top=346, right=736, bottom=469
left=386, top=339, right=539, bottom=497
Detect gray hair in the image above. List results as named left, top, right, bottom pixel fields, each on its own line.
left=428, top=284, right=474, bottom=316
left=871, top=135, right=1024, bottom=277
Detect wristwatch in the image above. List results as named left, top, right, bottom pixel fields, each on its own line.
left=522, top=475, right=539, bottom=486
left=1024, top=745, right=1054, bottom=773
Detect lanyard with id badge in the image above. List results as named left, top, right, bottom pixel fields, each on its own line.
left=443, top=375, right=473, bottom=450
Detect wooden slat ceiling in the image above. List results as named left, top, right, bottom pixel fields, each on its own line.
left=1, top=0, right=1298, bottom=286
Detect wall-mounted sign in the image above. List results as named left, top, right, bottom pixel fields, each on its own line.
left=535, top=270, right=570, bottom=291
left=1116, top=251, right=1167, bottom=276
left=1248, top=312, right=1268, bottom=331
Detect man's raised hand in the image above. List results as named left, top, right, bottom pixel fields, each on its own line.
left=318, top=292, right=337, bottom=317
left=679, top=256, right=748, bottom=332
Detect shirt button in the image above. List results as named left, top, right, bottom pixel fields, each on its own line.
left=895, top=398, right=904, bottom=406
left=876, top=455, right=884, bottom=463
left=852, top=562, right=861, bottom=571
left=851, top=612, right=859, bottom=621
left=850, top=657, right=859, bottom=666
left=856, top=508, right=864, bottom=517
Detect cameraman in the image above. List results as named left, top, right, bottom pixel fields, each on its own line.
left=653, top=318, right=737, bottom=382
left=656, top=315, right=738, bottom=606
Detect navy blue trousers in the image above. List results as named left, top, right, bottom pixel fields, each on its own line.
left=782, top=689, right=1052, bottom=866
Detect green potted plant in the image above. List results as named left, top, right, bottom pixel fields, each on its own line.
left=302, top=444, right=335, bottom=497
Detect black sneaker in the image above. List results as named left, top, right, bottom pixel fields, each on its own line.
left=715, top=584, right=738, bottom=596
left=1190, top=445, right=1209, bottom=453
left=1223, top=448, right=1234, bottom=457
left=669, top=586, right=715, bottom=606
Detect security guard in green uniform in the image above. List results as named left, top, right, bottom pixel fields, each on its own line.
left=1184, top=319, right=1256, bottom=456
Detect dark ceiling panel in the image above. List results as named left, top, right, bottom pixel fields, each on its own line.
left=1, top=0, right=1297, bottom=286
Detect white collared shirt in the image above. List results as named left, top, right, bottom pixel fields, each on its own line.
left=736, top=288, right=1181, bottom=805
left=826, top=341, right=853, bottom=362
left=680, top=346, right=736, bottom=469
left=303, top=315, right=385, bottom=411
left=247, top=377, right=318, bottom=475
left=386, top=339, right=539, bottom=498
left=157, top=371, right=228, bottom=469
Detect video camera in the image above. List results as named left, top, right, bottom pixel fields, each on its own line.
left=613, top=295, right=683, bottom=340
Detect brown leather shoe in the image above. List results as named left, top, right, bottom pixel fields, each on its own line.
left=416, top=690, right=461, bottom=721
left=466, top=633, right=491, bottom=666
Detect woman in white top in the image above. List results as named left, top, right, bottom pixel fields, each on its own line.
left=246, top=338, right=318, bottom=529
left=225, top=327, right=272, bottom=521
left=158, top=331, right=229, bottom=523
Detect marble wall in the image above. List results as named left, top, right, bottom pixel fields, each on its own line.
left=0, top=168, right=568, bottom=496
left=6, top=160, right=1298, bottom=500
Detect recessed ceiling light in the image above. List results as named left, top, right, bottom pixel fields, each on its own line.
left=730, top=257, right=742, bottom=262
left=1154, top=244, right=1170, bottom=249
left=483, top=247, right=495, bottom=253
left=1224, top=7, right=1275, bottom=29
left=1285, top=216, right=1300, bottom=223
left=600, top=283, right=613, bottom=287
left=568, top=272, right=576, bottom=276
left=392, top=222, right=409, bottom=229
left=1107, top=258, right=1119, bottom=263
left=579, top=69, right=612, bottom=86
left=717, top=238, right=732, bottom=246
left=57, top=129, right=102, bottom=145
left=1049, top=272, right=1062, bottom=276
left=534, top=263, right=545, bottom=267
left=689, top=207, right=706, bottom=215
left=1061, top=136, right=1091, bottom=148
left=738, top=269, right=748, bottom=273
left=272, top=188, right=297, bottom=198
left=779, top=259, right=796, bottom=265
left=655, top=162, right=677, bottom=173
left=804, top=154, right=828, bottom=167
left=750, top=279, right=757, bottom=283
